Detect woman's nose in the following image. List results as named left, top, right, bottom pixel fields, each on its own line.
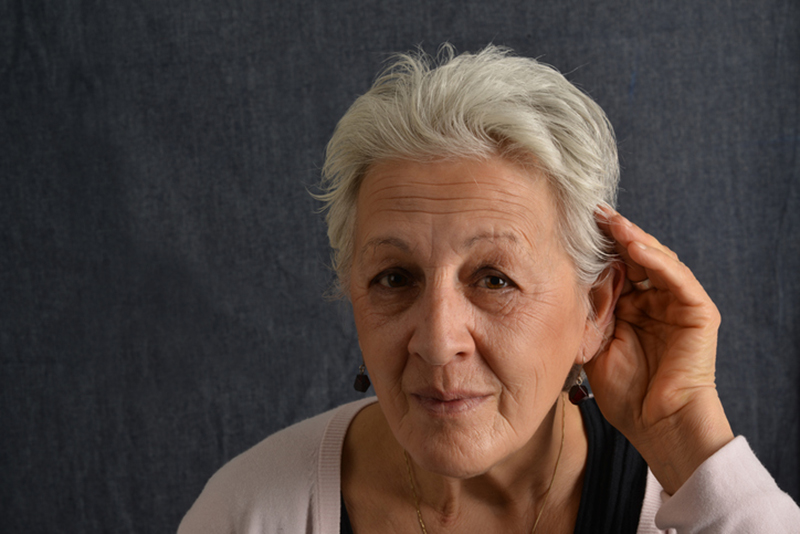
left=407, top=284, right=475, bottom=365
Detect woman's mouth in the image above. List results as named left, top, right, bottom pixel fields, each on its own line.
left=410, top=389, right=491, bottom=415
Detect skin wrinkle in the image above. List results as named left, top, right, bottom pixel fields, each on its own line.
left=367, top=193, right=544, bottom=211
left=348, top=155, right=607, bottom=527
left=362, top=206, right=547, bottom=259
left=359, top=173, right=547, bottom=272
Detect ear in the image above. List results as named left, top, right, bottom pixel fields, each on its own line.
left=577, top=260, right=626, bottom=365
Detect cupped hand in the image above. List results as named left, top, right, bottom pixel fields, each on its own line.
left=584, top=207, right=734, bottom=494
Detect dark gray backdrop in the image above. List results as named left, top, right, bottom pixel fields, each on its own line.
left=2, top=1, right=798, bottom=532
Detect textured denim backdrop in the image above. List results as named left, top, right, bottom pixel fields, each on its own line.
left=1, top=1, right=798, bottom=532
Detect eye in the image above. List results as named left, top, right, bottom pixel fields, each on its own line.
left=480, top=273, right=510, bottom=290
left=376, top=271, right=411, bottom=288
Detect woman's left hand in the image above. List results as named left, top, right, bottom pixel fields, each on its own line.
left=585, top=208, right=734, bottom=495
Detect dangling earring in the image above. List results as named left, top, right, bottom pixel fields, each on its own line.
left=353, top=363, right=370, bottom=393
left=568, top=370, right=590, bottom=405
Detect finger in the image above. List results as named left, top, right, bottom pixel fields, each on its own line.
left=597, top=208, right=674, bottom=260
left=595, top=207, right=639, bottom=278
left=596, top=208, right=679, bottom=282
left=596, top=209, right=650, bottom=283
left=625, top=241, right=711, bottom=308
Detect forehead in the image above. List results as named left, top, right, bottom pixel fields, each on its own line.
left=355, top=156, right=560, bottom=252
left=359, top=156, right=547, bottom=203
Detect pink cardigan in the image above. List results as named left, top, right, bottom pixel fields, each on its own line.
left=178, top=398, right=799, bottom=533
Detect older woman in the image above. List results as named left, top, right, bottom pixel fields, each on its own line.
left=179, top=45, right=799, bottom=533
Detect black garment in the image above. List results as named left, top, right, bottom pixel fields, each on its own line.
left=574, top=398, right=648, bottom=533
left=340, top=398, right=648, bottom=533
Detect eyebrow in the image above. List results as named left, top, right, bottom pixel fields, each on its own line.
left=360, top=237, right=412, bottom=256
left=462, top=231, right=520, bottom=249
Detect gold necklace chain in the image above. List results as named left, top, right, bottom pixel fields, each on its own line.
left=404, top=448, right=429, bottom=534
left=403, top=395, right=566, bottom=534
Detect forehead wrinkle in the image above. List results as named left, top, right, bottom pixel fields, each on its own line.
left=357, top=158, right=560, bottom=262
left=369, top=177, right=526, bottom=196
left=362, top=177, right=485, bottom=201
left=364, top=166, right=537, bottom=194
left=373, top=195, right=499, bottom=204
left=362, top=203, right=551, bottom=255
left=367, top=193, right=544, bottom=216
left=367, top=179, right=543, bottom=206
left=379, top=206, right=518, bottom=215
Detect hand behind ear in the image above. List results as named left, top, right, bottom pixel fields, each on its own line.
left=585, top=208, right=733, bottom=495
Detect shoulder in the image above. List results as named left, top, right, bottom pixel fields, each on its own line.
left=178, top=397, right=378, bottom=534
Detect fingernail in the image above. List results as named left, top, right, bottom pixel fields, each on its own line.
left=595, top=205, right=612, bottom=220
left=633, top=241, right=647, bottom=250
left=597, top=204, right=614, bottom=213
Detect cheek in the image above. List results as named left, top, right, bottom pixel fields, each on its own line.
left=479, top=293, right=586, bottom=387
left=352, top=299, right=408, bottom=386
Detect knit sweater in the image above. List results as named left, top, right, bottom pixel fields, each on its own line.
left=178, top=398, right=799, bottom=533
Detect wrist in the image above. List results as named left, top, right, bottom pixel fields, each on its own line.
left=630, top=393, right=734, bottom=495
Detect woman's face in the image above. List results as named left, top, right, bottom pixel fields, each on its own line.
left=349, top=155, right=594, bottom=478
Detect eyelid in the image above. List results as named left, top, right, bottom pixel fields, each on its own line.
left=370, top=268, right=413, bottom=288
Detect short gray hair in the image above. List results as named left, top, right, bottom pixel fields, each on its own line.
left=317, top=44, right=619, bottom=295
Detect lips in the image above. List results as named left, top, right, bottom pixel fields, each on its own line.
left=410, top=388, right=491, bottom=415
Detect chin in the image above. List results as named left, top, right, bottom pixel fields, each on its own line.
left=407, top=429, right=501, bottom=479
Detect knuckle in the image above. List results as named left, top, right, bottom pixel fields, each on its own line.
left=699, top=303, right=721, bottom=326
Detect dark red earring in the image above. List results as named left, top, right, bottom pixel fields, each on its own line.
left=353, top=364, right=370, bottom=393
left=568, top=373, right=590, bottom=405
